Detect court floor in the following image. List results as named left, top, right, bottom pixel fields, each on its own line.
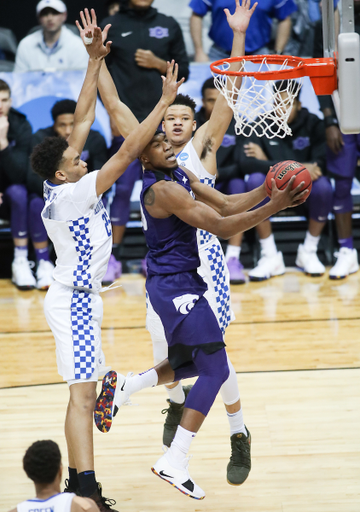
left=1, top=269, right=360, bottom=511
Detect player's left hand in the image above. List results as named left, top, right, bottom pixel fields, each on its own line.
left=76, top=8, right=112, bottom=57
left=135, top=49, right=161, bottom=70
left=225, top=0, right=258, bottom=34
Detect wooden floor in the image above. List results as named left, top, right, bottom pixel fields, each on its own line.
left=1, top=268, right=360, bottom=511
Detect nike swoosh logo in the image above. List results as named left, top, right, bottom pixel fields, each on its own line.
left=159, top=470, right=174, bottom=479
left=121, top=32, right=132, bottom=37
left=333, top=206, right=343, bottom=210
left=120, top=380, right=126, bottom=391
left=18, top=231, right=27, bottom=236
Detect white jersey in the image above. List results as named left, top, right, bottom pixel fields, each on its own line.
left=17, top=492, right=75, bottom=512
left=178, top=138, right=217, bottom=249
left=42, top=171, right=112, bottom=294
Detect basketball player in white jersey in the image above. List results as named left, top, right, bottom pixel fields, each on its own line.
left=94, top=0, right=257, bottom=486
left=9, top=440, right=99, bottom=512
left=30, top=9, right=184, bottom=510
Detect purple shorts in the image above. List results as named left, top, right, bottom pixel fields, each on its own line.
left=327, top=133, right=360, bottom=178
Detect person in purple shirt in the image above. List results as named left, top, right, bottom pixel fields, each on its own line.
left=95, top=129, right=308, bottom=499
left=190, top=0, right=297, bottom=62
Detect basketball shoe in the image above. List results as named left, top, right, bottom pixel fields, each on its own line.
left=94, top=371, right=131, bottom=433
left=227, top=257, right=246, bottom=284
left=88, top=482, right=118, bottom=512
left=161, top=385, right=193, bottom=447
left=12, top=257, right=36, bottom=290
left=151, top=450, right=205, bottom=500
left=295, top=244, right=325, bottom=276
left=63, top=479, right=80, bottom=495
left=227, top=427, right=251, bottom=485
left=248, top=251, right=285, bottom=281
left=36, top=259, right=55, bottom=290
left=329, top=247, right=359, bottom=279
left=102, top=254, right=122, bottom=285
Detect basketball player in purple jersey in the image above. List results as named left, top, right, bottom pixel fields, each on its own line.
left=30, top=9, right=184, bottom=509
left=93, top=0, right=260, bottom=487
left=95, top=129, right=307, bottom=498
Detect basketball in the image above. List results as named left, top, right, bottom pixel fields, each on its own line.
left=265, top=160, right=312, bottom=200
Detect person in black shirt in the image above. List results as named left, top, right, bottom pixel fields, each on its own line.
left=239, top=79, right=333, bottom=279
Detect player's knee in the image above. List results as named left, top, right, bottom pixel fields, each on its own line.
left=6, top=184, right=28, bottom=208
left=246, top=173, right=265, bottom=191
left=152, top=338, right=168, bottom=365
left=69, top=384, right=97, bottom=412
left=28, top=195, right=44, bottom=216
left=334, top=178, right=353, bottom=200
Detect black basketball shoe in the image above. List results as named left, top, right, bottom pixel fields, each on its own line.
left=227, top=427, right=251, bottom=485
left=161, top=385, right=192, bottom=447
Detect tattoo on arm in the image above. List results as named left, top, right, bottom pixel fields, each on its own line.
left=144, top=187, right=155, bottom=206
left=200, top=137, right=213, bottom=160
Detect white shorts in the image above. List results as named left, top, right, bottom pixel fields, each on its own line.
left=44, top=281, right=106, bottom=383
left=146, top=238, right=235, bottom=364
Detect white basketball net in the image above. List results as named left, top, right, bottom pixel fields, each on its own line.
left=212, top=57, right=304, bottom=139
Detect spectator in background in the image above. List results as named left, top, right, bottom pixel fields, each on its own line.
left=14, top=0, right=88, bottom=72
left=190, top=0, right=297, bottom=62
left=100, top=0, right=189, bottom=280
left=8, top=440, right=100, bottom=512
left=238, top=80, right=333, bottom=279
left=311, top=3, right=360, bottom=279
left=27, top=99, right=108, bottom=289
left=106, top=0, right=121, bottom=16
left=195, top=77, right=246, bottom=284
left=0, top=79, right=39, bottom=290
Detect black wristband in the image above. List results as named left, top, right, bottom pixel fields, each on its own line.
left=324, top=115, right=338, bottom=128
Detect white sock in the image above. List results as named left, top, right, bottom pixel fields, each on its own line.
left=14, top=246, right=28, bottom=261
left=169, top=425, right=196, bottom=466
left=128, top=368, right=158, bottom=395
left=259, top=234, right=277, bottom=257
left=303, top=231, right=320, bottom=252
left=226, top=244, right=241, bottom=261
left=165, top=382, right=185, bottom=404
left=227, top=408, right=247, bottom=437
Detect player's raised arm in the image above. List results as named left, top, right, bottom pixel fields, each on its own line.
left=193, top=0, right=257, bottom=165
left=69, top=9, right=111, bottom=155
left=95, top=61, right=184, bottom=196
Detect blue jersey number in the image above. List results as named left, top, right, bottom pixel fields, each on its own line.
left=102, top=212, right=112, bottom=237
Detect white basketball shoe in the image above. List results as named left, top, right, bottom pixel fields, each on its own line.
left=329, top=247, right=359, bottom=279
left=12, top=257, right=36, bottom=290
left=152, top=450, right=205, bottom=500
left=295, top=244, right=325, bottom=276
left=36, top=259, right=55, bottom=290
left=248, top=251, right=285, bottom=281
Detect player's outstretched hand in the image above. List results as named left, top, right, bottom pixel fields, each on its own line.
left=161, top=60, right=185, bottom=105
left=225, top=0, right=257, bottom=35
left=76, top=8, right=112, bottom=59
left=269, top=176, right=309, bottom=211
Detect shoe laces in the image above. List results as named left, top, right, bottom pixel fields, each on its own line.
left=230, top=433, right=251, bottom=469
left=96, top=483, right=116, bottom=509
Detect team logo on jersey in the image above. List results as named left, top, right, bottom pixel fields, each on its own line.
left=149, top=27, right=169, bottom=39
left=179, top=152, right=188, bottom=161
left=292, top=136, right=310, bottom=151
left=81, top=149, right=89, bottom=161
left=173, top=294, right=199, bottom=315
left=221, top=134, right=236, bottom=148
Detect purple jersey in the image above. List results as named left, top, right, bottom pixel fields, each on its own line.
left=140, top=167, right=200, bottom=276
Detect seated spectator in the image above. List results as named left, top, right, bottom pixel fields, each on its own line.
left=195, top=77, right=246, bottom=284
left=238, top=79, right=333, bottom=280
left=106, top=0, right=120, bottom=16
left=27, top=99, right=108, bottom=288
left=14, top=0, right=88, bottom=72
left=312, top=10, right=360, bottom=279
left=101, top=0, right=189, bottom=122
left=0, top=78, right=41, bottom=290
left=8, top=440, right=99, bottom=512
left=189, top=0, right=297, bottom=62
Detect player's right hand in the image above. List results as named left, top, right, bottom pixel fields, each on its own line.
left=269, top=176, right=309, bottom=211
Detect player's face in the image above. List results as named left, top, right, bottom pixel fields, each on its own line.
left=59, top=146, right=88, bottom=183
left=54, top=114, right=74, bottom=140
left=141, top=133, right=178, bottom=171
left=202, top=88, right=220, bottom=120
left=38, top=8, right=66, bottom=33
left=0, top=90, right=11, bottom=117
left=274, top=91, right=301, bottom=125
left=129, top=0, right=154, bottom=10
left=163, top=105, right=196, bottom=147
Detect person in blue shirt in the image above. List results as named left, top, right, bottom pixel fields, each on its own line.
left=189, top=0, right=297, bottom=62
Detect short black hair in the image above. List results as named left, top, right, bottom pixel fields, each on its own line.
left=51, top=99, right=77, bottom=122
left=0, top=79, right=11, bottom=96
left=274, top=80, right=301, bottom=101
left=201, top=77, right=216, bottom=97
left=31, top=136, right=69, bottom=180
left=170, top=94, right=197, bottom=116
left=23, top=440, right=61, bottom=485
